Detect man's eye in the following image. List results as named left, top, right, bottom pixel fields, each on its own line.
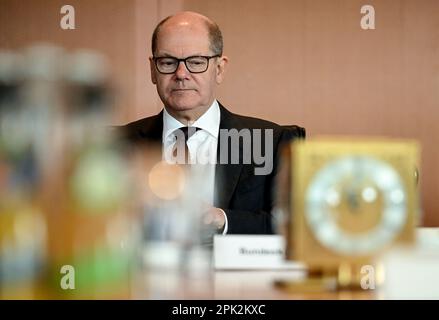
left=188, top=59, right=205, bottom=65
left=159, top=59, right=176, bottom=66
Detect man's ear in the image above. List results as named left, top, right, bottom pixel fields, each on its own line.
left=215, top=55, right=228, bottom=84
left=149, top=56, right=157, bottom=84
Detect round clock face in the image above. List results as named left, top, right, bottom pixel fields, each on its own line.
left=305, top=156, right=407, bottom=256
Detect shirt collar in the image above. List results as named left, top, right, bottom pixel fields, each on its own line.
left=162, top=100, right=220, bottom=142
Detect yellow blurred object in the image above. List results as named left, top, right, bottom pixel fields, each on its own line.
left=0, top=205, right=46, bottom=299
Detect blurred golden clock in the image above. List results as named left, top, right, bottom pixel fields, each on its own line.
left=277, top=137, right=420, bottom=290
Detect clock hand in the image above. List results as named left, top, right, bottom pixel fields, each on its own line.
left=347, top=188, right=359, bottom=211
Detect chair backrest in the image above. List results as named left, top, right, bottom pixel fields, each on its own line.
left=282, top=125, right=306, bottom=140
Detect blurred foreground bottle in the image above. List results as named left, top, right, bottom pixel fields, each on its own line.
left=37, top=47, right=137, bottom=299
left=0, top=51, right=47, bottom=299
left=1, top=45, right=139, bottom=299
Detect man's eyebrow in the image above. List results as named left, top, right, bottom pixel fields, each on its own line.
left=155, top=52, right=207, bottom=58
left=157, top=53, right=176, bottom=58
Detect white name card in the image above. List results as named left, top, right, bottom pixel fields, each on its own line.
left=213, top=235, right=305, bottom=270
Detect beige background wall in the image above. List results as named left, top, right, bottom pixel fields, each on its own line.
left=1, top=0, right=438, bottom=226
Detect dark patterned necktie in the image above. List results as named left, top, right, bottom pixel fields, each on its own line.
left=172, top=126, right=201, bottom=164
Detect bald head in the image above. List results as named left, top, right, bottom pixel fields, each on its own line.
left=151, top=11, right=223, bottom=57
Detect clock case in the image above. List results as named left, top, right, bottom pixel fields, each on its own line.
left=275, top=137, right=420, bottom=290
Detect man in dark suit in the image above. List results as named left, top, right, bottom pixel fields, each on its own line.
left=119, top=11, right=304, bottom=234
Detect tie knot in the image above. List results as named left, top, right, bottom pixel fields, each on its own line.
left=173, top=126, right=201, bottom=142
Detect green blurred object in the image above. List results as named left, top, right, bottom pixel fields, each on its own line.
left=49, top=242, right=133, bottom=298
left=70, top=146, right=129, bottom=214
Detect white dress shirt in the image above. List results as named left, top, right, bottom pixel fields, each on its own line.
left=162, top=100, right=228, bottom=234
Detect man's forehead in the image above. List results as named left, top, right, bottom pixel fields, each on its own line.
left=163, top=11, right=211, bottom=29
left=156, top=24, right=210, bottom=54
left=160, top=19, right=209, bottom=39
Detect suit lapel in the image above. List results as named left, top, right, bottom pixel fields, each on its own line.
left=139, top=111, right=163, bottom=142
left=214, top=104, right=244, bottom=208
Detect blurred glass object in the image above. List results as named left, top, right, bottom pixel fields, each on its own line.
left=0, top=50, right=47, bottom=299
left=37, top=46, right=136, bottom=299
left=130, top=146, right=214, bottom=299
left=1, top=44, right=139, bottom=299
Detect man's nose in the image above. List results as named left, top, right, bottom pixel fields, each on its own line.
left=174, top=60, right=190, bottom=79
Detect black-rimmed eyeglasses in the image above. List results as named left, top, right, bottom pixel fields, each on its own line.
left=153, top=55, right=220, bottom=74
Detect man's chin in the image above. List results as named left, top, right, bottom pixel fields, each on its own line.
left=167, top=99, right=202, bottom=113
left=165, top=101, right=211, bottom=121
left=168, top=103, right=197, bottom=112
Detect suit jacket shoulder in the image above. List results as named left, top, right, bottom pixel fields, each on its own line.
left=217, top=103, right=304, bottom=145
left=117, top=111, right=163, bottom=144
left=218, top=104, right=283, bottom=130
